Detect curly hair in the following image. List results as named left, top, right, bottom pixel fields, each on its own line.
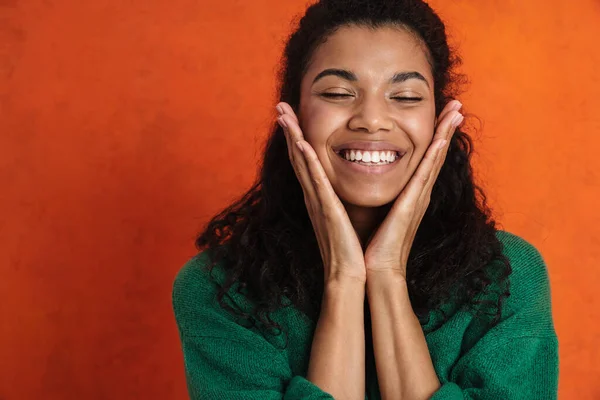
left=195, top=0, right=512, bottom=345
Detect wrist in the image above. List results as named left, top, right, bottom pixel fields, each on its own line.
left=366, top=269, right=408, bottom=295
left=321, top=278, right=365, bottom=323
left=325, top=270, right=366, bottom=287
left=324, top=275, right=365, bottom=295
left=366, top=268, right=406, bottom=282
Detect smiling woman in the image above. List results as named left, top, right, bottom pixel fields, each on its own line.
left=172, top=0, right=559, bottom=399
left=298, top=25, right=438, bottom=221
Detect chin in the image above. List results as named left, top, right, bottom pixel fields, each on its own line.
left=336, top=186, right=400, bottom=208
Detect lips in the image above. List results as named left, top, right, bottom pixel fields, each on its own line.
left=333, top=148, right=403, bottom=174
left=335, top=150, right=403, bottom=164
left=332, top=141, right=407, bottom=156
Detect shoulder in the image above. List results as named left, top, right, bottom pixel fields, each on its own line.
left=172, top=251, right=218, bottom=307
left=172, top=250, right=244, bottom=337
left=492, top=230, right=556, bottom=335
left=171, top=251, right=213, bottom=326
left=494, top=230, right=551, bottom=303
left=495, top=230, right=545, bottom=272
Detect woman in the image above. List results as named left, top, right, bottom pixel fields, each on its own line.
left=172, top=0, right=559, bottom=398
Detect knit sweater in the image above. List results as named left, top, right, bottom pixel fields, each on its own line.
left=172, top=230, right=559, bottom=399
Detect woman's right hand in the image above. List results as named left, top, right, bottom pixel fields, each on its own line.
left=276, top=102, right=366, bottom=285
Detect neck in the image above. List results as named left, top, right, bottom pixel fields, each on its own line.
left=343, top=201, right=393, bottom=250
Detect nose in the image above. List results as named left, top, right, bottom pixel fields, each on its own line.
left=347, top=94, right=394, bottom=133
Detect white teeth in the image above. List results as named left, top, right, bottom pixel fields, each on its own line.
left=341, top=149, right=399, bottom=164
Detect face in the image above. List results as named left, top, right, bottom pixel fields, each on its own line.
left=298, top=25, right=436, bottom=208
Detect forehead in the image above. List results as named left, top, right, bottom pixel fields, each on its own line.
left=305, top=25, right=433, bottom=84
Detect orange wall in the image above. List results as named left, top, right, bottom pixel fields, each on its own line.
left=1, top=1, right=598, bottom=398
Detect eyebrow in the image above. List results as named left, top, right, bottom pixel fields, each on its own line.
left=312, top=68, right=430, bottom=88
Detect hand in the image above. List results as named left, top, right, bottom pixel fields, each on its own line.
left=363, top=100, right=464, bottom=279
left=276, top=102, right=367, bottom=285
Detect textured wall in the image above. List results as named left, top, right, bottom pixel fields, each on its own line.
left=1, top=0, right=598, bottom=398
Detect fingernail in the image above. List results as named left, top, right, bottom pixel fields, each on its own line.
left=278, top=116, right=288, bottom=129
left=452, top=101, right=462, bottom=111
left=295, top=141, right=304, bottom=152
left=276, top=105, right=284, bottom=115
left=451, top=113, right=464, bottom=127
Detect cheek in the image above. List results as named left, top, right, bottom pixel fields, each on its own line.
left=403, top=110, right=436, bottom=152
left=299, top=103, right=342, bottom=145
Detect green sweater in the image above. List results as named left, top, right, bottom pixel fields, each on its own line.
left=172, top=230, right=559, bottom=399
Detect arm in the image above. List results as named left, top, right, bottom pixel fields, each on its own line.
left=173, top=257, right=336, bottom=400
left=359, top=100, right=464, bottom=398
left=426, top=240, right=561, bottom=400
left=178, top=334, right=336, bottom=400
left=307, top=278, right=366, bottom=400
left=366, top=251, right=559, bottom=400
left=175, top=273, right=365, bottom=400
left=427, top=335, right=559, bottom=399
left=275, top=103, right=368, bottom=399
left=366, top=270, right=440, bottom=400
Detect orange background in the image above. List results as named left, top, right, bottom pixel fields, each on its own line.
left=1, top=1, right=598, bottom=398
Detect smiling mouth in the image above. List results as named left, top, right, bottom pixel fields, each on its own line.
left=335, top=149, right=402, bottom=166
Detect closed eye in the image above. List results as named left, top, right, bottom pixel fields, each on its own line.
left=392, top=97, right=422, bottom=102
left=320, top=93, right=422, bottom=102
left=320, top=93, right=353, bottom=98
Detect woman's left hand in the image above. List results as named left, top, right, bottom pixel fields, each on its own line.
left=363, top=100, right=464, bottom=279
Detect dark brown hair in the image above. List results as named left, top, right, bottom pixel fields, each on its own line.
left=195, top=0, right=511, bottom=345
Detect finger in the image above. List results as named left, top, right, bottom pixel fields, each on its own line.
left=416, top=138, right=448, bottom=193
left=435, top=105, right=463, bottom=153
left=278, top=115, right=318, bottom=203
left=278, top=114, right=309, bottom=179
left=389, top=104, right=463, bottom=214
left=431, top=107, right=463, bottom=156
left=423, top=112, right=462, bottom=192
left=427, top=138, right=451, bottom=189
left=276, top=102, right=300, bottom=125
left=279, top=115, right=297, bottom=162
left=279, top=113, right=310, bottom=181
left=295, top=139, right=343, bottom=216
left=279, top=111, right=342, bottom=213
left=393, top=133, right=449, bottom=212
left=436, top=99, right=462, bottom=128
left=279, top=112, right=305, bottom=143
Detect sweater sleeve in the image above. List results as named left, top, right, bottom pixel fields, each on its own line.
left=172, top=255, right=334, bottom=400
left=430, top=232, right=559, bottom=399
left=178, top=334, right=334, bottom=400
left=429, top=335, right=559, bottom=399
